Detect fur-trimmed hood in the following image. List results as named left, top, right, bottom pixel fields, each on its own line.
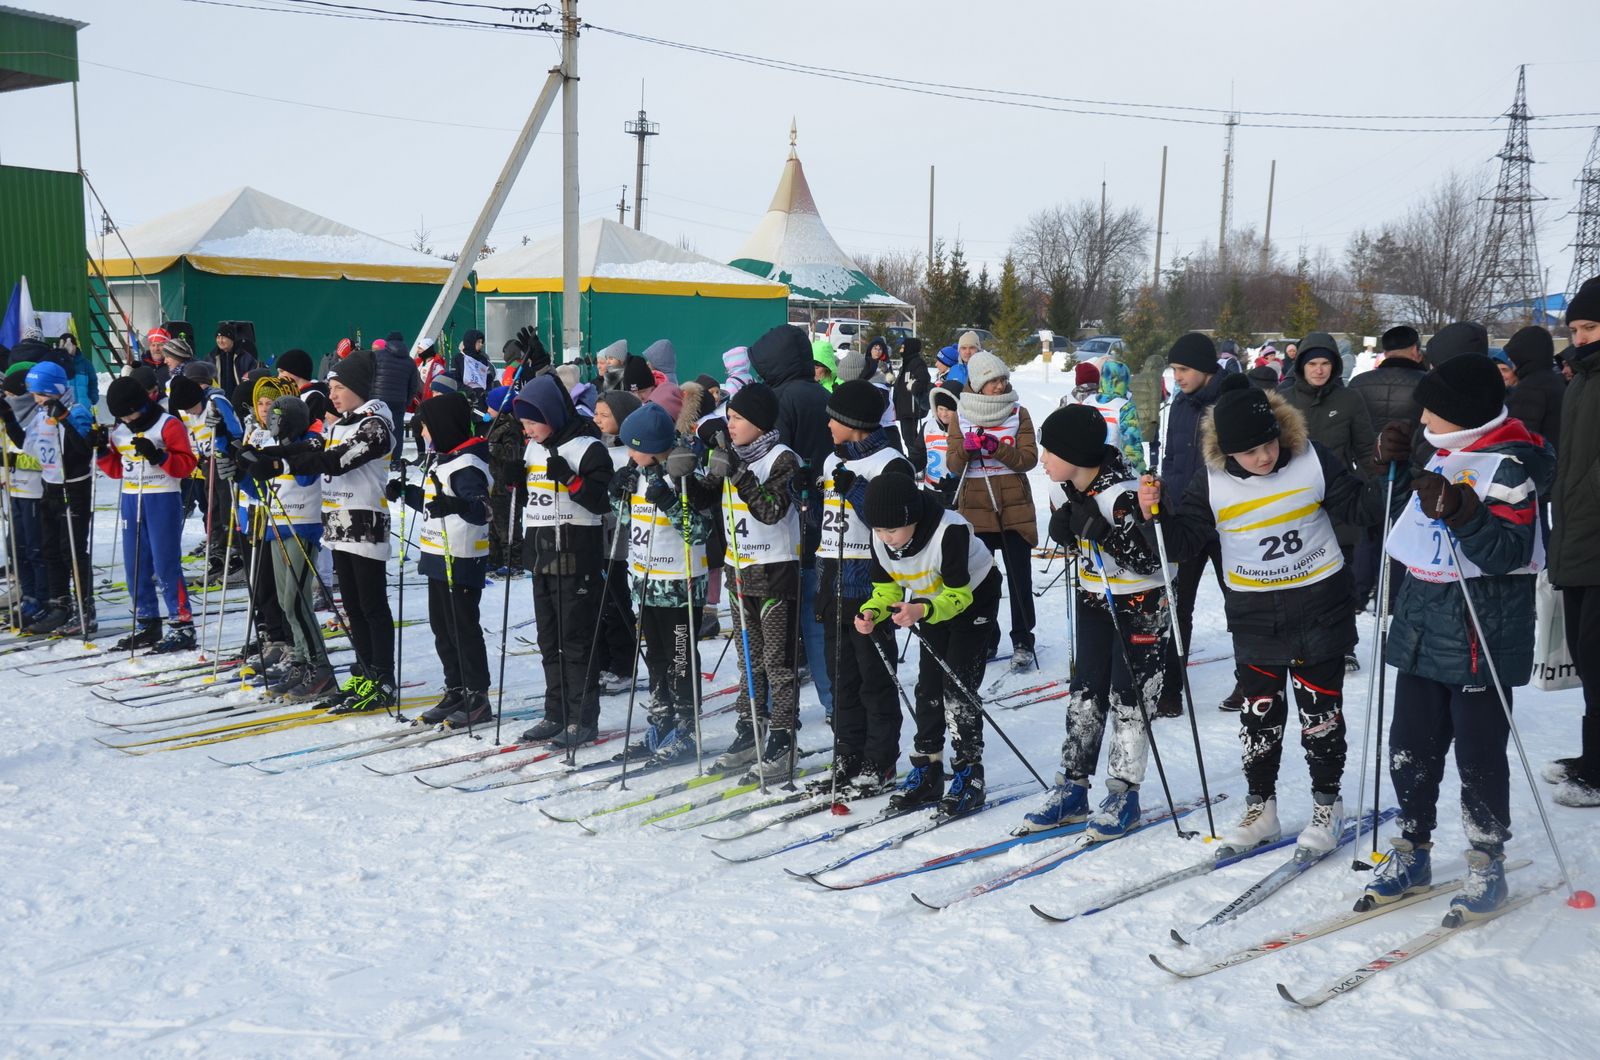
left=676, top=380, right=710, bottom=437
left=1200, top=388, right=1309, bottom=471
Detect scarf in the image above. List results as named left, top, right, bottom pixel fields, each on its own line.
left=958, top=386, right=1018, bottom=427
left=1423, top=408, right=1507, bottom=452
left=733, top=427, right=780, bottom=464
left=838, top=427, right=894, bottom=462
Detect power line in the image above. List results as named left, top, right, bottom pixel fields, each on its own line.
left=276, top=0, right=556, bottom=30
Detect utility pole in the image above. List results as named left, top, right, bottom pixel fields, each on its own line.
left=1481, top=65, right=1546, bottom=325
left=1569, top=127, right=1600, bottom=296
left=927, top=165, right=935, bottom=267
left=1153, top=146, right=1167, bottom=289
left=623, top=82, right=659, bottom=231
left=560, top=0, right=580, bottom=361
left=617, top=185, right=629, bottom=225
left=1261, top=159, right=1276, bottom=270
left=1218, top=109, right=1237, bottom=271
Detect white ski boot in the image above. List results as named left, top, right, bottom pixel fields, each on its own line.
left=1297, top=793, right=1344, bottom=855
left=1216, top=795, right=1281, bottom=856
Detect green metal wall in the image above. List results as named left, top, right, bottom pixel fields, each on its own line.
left=0, top=165, right=89, bottom=351
left=0, top=9, right=79, bottom=90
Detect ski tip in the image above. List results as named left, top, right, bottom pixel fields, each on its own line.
left=709, top=849, right=740, bottom=863
left=205, top=755, right=237, bottom=768
left=781, top=867, right=814, bottom=882
left=244, top=762, right=279, bottom=775
left=909, top=892, right=941, bottom=912
left=1029, top=904, right=1065, bottom=923
left=1148, top=953, right=1179, bottom=976
left=1275, top=983, right=1304, bottom=1006
left=414, top=775, right=446, bottom=789
left=1170, top=928, right=1189, bottom=947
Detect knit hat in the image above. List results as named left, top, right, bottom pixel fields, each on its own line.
left=836, top=349, right=871, bottom=383
left=1039, top=403, right=1107, bottom=468
left=146, top=326, right=170, bottom=346
left=106, top=375, right=148, bottom=418
left=1504, top=325, right=1555, bottom=369
left=269, top=395, right=311, bottom=441
left=162, top=337, right=194, bottom=361
left=1294, top=332, right=1340, bottom=375
left=216, top=322, right=238, bottom=342
left=485, top=385, right=515, bottom=413
left=276, top=348, right=313, bottom=380
left=1424, top=321, right=1488, bottom=366
left=936, top=344, right=960, bottom=368
left=130, top=365, right=159, bottom=395
left=334, top=337, right=353, bottom=359
left=1218, top=339, right=1238, bottom=356
left=695, top=373, right=720, bottom=392
left=620, top=401, right=676, bottom=454
left=1212, top=375, right=1281, bottom=454
left=958, top=330, right=982, bottom=350
left=597, top=389, right=642, bottom=427
left=167, top=373, right=204, bottom=413
left=1074, top=361, right=1101, bottom=388
left=966, top=351, right=1009, bottom=393
left=721, top=345, right=752, bottom=384
left=649, top=381, right=684, bottom=421
left=931, top=382, right=962, bottom=409
left=1414, top=353, right=1504, bottom=430
left=1168, top=332, right=1218, bottom=374
left=621, top=354, right=656, bottom=392
left=1381, top=325, right=1420, bottom=352
left=417, top=391, right=474, bottom=455
left=727, top=381, right=779, bottom=433
left=327, top=347, right=375, bottom=400
left=182, top=360, right=216, bottom=385
left=827, top=379, right=887, bottom=431
left=1568, top=275, right=1600, bottom=325
left=430, top=373, right=461, bottom=397
left=863, top=471, right=922, bottom=530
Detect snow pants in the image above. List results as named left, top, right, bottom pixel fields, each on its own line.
left=1060, top=591, right=1165, bottom=788
left=1562, top=584, right=1600, bottom=787
left=532, top=568, right=602, bottom=727
left=41, top=480, right=92, bottom=606
left=332, top=550, right=394, bottom=684
left=978, top=529, right=1035, bottom=654
left=1162, top=538, right=1224, bottom=691
left=823, top=593, right=901, bottom=772
left=1235, top=657, right=1347, bottom=800
left=640, top=601, right=702, bottom=730
left=121, top=491, right=190, bottom=623
left=731, top=590, right=799, bottom=731
left=9, top=494, right=43, bottom=606
left=1388, top=671, right=1512, bottom=853
left=598, top=558, right=637, bottom=677
left=428, top=576, right=488, bottom=694
left=910, top=568, right=1001, bottom=765
left=268, top=535, right=328, bottom=668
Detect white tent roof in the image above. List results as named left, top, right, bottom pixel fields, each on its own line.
left=91, top=186, right=449, bottom=282
left=475, top=218, right=787, bottom=297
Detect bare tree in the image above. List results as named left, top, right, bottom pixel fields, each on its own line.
left=858, top=249, right=926, bottom=311
left=1387, top=170, right=1493, bottom=327
left=1011, top=199, right=1151, bottom=335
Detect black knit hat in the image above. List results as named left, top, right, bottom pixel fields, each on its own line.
left=1505, top=325, right=1554, bottom=370
left=621, top=354, right=656, bottom=392
left=727, top=382, right=779, bottom=433
left=276, top=348, right=313, bottom=381
left=1294, top=331, right=1340, bottom=376
left=1168, top=332, right=1218, bottom=373
left=167, top=373, right=204, bottom=413
left=1212, top=378, right=1281, bottom=454
left=827, top=379, right=886, bottom=431
left=328, top=348, right=375, bottom=400
left=931, top=382, right=962, bottom=410
left=106, top=375, right=149, bottom=418
left=863, top=471, right=921, bottom=529
left=1569, top=276, right=1600, bottom=326
left=1414, top=353, right=1505, bottom=430
left=1425, top=321, right=1488, bottom=366
left=1381, top=325, right=1420, bottom=352
left=1038, top=403, right=1107, bottom=468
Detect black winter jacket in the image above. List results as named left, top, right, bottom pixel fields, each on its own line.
left=1506, top=348, right=1565, bottom=454
left=1283, top=374, right=1377, bottom=548
left=1550, top=338, right=1600, bottom=587
left=1154, top=370, right=1224, bottom=505
left=748, top=324, right=831, bottom=560
left=372, top=345, right=422, bottom=438
left=1348, top=357, right=1430, bottom=470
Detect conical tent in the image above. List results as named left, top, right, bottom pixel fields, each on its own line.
left=729, top=128, right=907, bottom=308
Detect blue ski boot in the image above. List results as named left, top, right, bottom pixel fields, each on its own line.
left=1358, top=838, right=1433, bottom=910
left=649, top=723, right=699, bottom=765
left=1085, top=779, right=1141, bottom=841
left=1020, top=779, right=1090, bottom=834
left=1446, top=849, right=1508, bottom=923
left=888, top=755, right=944, bottom=813
left=938, top=761, right=985, bottom=817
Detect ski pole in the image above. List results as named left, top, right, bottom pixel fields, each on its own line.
left=552, top=489, right=574, bottom=765
left=57, top=425, right=94, bottom=649
left=208, top=483, right=238, bottom=681
left=395, top=457, right=410, bottom=718
left=0, top=435, right=21, bottom=632
left=430, top=465, right=475, bottom=735
left=1066, top=554, right=1077, bottom=680
left=1090, top=543, right=1196, bottom=840
left=905, top=625, right=1049, bottom=791
left=493, top=483, right=519, bottom=745
left=1351, top=462, right=1397, bottom=871
left=128, top=458, right=145, bottom=661
left=827, top=485, right=846, bottom=811
left=1441, top=529, right=1592, bottom=910
left=197, top=449, right=217, bottom=651
left=678, top=472, right=703, bottom=776
left=617, top=469, right=651, bottom=792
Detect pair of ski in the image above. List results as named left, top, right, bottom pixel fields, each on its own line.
left=98, top=692, right=441, bottom=755
left=238, top=704, right=547, bottom=774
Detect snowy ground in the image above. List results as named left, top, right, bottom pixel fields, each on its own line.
left=3, top=366, right=1598, bottom=1058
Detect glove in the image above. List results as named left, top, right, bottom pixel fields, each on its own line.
left=644, top=476, right=677, bottom=511
left=1412, top=469, right=1478, bottom=525
left=214, top=450, right=236, bottom=481
left=962, top=430, right=984, bottom=453
left=609, top=465, right=638, bottom=500
left=978, top=433, right=1000, bottom=455
left=664, top=446, right=699, bottom=480
left=44, top=400, right=68, bottom=423
left=130, top=436, right=164, bottom=464
left=544, top=453, right=575, bottom=485
left=1047, top=503, right=1075, bottom=549
left=203, top=402, right=222, bottom=430
left=705, top=447, right=743, bottom=480
left=237, top=450, right=282, bottom=481
left=1374, top=421, right=1412, bottom=467
left=384, top=477, right=405, bottom=502
left=88, top=424, right=109, bottom=451
left=1066, top=486, right=1110, bottom=543
left=426, top=494, right=467, bottom=519
left=831, top=466, right=857, bottom=497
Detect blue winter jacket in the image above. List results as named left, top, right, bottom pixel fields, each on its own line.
left=1156, top=370, right=1225, bottom=505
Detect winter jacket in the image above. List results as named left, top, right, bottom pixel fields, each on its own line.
left=945, top=400, right=1040, bottom=545
left=400, top=439, right=492, bottom=588
left=1093, top=359, right=1147, bottom=473
left=521, top=390, right=614, bottom=576
left=818, top=429, right=916, bottom=604
left=748, top=325, right=832, bottom=559
left=1144, top=394, right=1393, bottom=665
left=372, top=343, right=423, bottom=440
left=1550, top=338, right=1600, bottom=587
left=451, top=329, right=493, bottom=391
left=1386, top=416, right=1554, bottom=687
left=1282, top=372, right=1377, bottom=548
left=210, top=344, right=257, bottom=397
left=611, top=460, right=715, bottom=610
left=811, top=339, right=838, bottom=391
left=892, top=347, right=932, bottom=426
left=1347, top=356, right=1430, bottom=470
left=485, top=407, right=526, bottom=492
left=1046, top=447, right=1162, bottom=617
left=1154, top=369, right=1224, bottom=506
left=1505, top=349, right=1565, bottom=454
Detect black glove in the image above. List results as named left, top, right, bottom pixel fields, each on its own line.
left=88, top=424, right=110, bottom=452
left=609, top=465, right=638, bottom=500
left=1375, top=421, right=1412, bottom=468
left=1048, top=503, right=1075, bottom=549
left=130, top=436, right=164, bottom=464
left=705, top=447, right=743, bottom=481
left=1412, top=469, right=1478, bottom=526
left=545, top=453, right=574, bottom=485
left=644, top=476, right=677, bottom=511
left=44, top=400, right=68, bottom=423
left=384, top=477, right=405, bottom=502
left=426, top=494, right=467, bottom=519
left=1066, top=486, right=1111, bottom=543
left=831, top=467, right=858, bottom=497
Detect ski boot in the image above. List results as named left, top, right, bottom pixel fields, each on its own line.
left=58, top=608, right=98, bottom=638
left=520, top=716, right=565, bottom=743
left=713, top=717, right=759, bottom=771
left=649, top=722, right=698, bottom=765
left=1216, top=795, right=1281, bottom=856
left=755, top=728, right=796, bottom=780
left=1554, top=773, right=1600, bottom=808
left=829, top=752, right=863, bottom=788
left=1019, top=779, right=1090, bottom=834
left=265, top=661, right=308, bottom=698
left=616, top=715, right=674, bottom=761
left=1155, top=689, right=1183, bottom=719
left=1297, top=792, right=1345, bottom=855
left=1219, top=683, right=1246, bottom=712
left=245, top=640, right=291, bottom=675
left=1542, top=757, right=1582, bottom=784
left=888, top=755, right=944, bottom=812
left=321, top=673, right=372, bottom=713
left=149, top=621, right=197, bottom=654
left=442, top=691, right=493, bottom=730
left=1446, top=849, right=1508, bottom=923
left=697, top=607, right=721, bottom=640
left=24, top=599, right=72, bottom=635
left=847, top=761, right=898, bottom=798
left=1344, top=653, right=1361, bottom=673
left=938, top=761, right=985, bottom=817
left=113, top=620, right=163, bottom=652
left=1085, top=779, right=1141, bottom=841
left=418, top=688, right=465, bottom=726
left=331, top=678, right=395, bottom=715
left=283, top=663, right=336, bottom=702
left=1008, top=645, right=1038, bottom=674
left=1357, top=838, right=1432, bottom=910
left=553, top=723, right=598, bottom=750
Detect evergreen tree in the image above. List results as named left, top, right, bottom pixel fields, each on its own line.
left=1046, top=276, right=1077, bottom=336
left=947, top=240, right=974, bottom=336
left=1162, top=260, right=1191, bottom=335
left=993, top=254, right=1032, bottom=366
left=1103, top=280, right=1127, bottom=336
left=972, top=264, right=997, bottom=331
left=1349, top=275, right=1382, bottom=346
left=1284, top=256, right=1320, bottom=337
left=920, top=240, right=960, bottom=351
left=1121, top=284, right=1171, bottom=371
left=1214, top=275, right=1253, bottom=348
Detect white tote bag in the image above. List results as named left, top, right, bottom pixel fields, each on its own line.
left=1532, top=571, right=1581, bottom=692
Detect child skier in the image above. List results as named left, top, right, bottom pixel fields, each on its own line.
left=1363, top=353, right=1553, bottom=918
left=705, top=383, right=803, bottom=778
left=922, top=383, right=960, bottom=501
left=98, top=375, right=199, bottom=652
left=236, top=375, right=298, bottom=673
left=817, top=379, right=916, bottom=791
left=12, top=362, right=97, bottom=635
left=1020, top=404, right=1166, bottom=838
left=1136, top=375, right=1398, bottom=854
left=169, top=364, right=245, bottom=586
left=0, top=363, right=46, bottom=629
left=591, top=390, right=642, bottom=687
left=613, top=401, right=713, bottom=763
left=513, top=375, right=615, bottom=747
left=857, top=472, right=1000, bottom=815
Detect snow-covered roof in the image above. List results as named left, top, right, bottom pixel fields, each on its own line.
left=476, top=218, right=788, bottom=299
left=728, top=127, right=907, bottom=308
left=90, top=186, right=451, bottom=283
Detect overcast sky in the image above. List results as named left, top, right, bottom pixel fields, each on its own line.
left=3, top=0, right=1596, bottom=292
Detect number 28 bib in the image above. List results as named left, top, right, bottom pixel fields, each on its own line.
left=1207, top=452, right=1342, bottom=593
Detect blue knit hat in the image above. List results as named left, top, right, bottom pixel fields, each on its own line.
left=620, top=401, right=676, bottom=454
left=936, top=344, right=960, bottom=367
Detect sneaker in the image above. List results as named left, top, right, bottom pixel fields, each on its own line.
left=649, top=724, right=698, bottom=765
left=553, top=723, right=598, bottom=749
left=1217, top=795, right=1281, bottom=854
left=1219, top=684, right=1246, bottom=712
left=148, top=621, right=197, bottom=654
left=283, top=663, right=336, bottom=702
left=330, top=678, right=396, bottom=716
left=112, top=620, right=162, bottom=652
left=246, top=641, right=291, bottom=674
left=519, top=716, right=565, bottom=743
left=713, top=718, right=759, bottom=771
left=1553, top=774, right=1600, bottom=808
left=1020, top=780, right=1090, bottom=833
left=1359, top=838, right=1433, bottom=908
left=617, top=718, right=675, bottom=760
left=443, top=691, right=493, bottom=729
left=598, top=671, right=634, bottom=695
left=888, top=755, right=944, bottom=813
left=321, top=674, right=371, bottom=712
left=1297, top=793, right=1344, bottom=855
left=58, top=609, right=98, bottom=637
left=1542, top=757, right=1582, bottom=784
left=265, top=661, right=308, bottom=698
left=938, top=760, right=986, bottom=817
left=697, top=607, right=720, bottom=640
left=1085, top=779, right=1141, bottom=841
left=417, top=688, right=465, bottom=726
left=1008, top=646, right=1038, bottom=674
left=24, top=600, right=72, bottom=635
left=755, top=728, right=796, bottom=780
left=1448, top=849, right=1508, bottom=922
left=1155, top=690, right=1183, bottom=719
left=847, top=761, right=898, bottom=797
left=1344, top=653, right=1361, bottom=673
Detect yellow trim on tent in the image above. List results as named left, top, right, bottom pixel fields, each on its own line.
left=476, top=275, right=788, bottom=299
left=92, top=256, right=456, bottom=284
